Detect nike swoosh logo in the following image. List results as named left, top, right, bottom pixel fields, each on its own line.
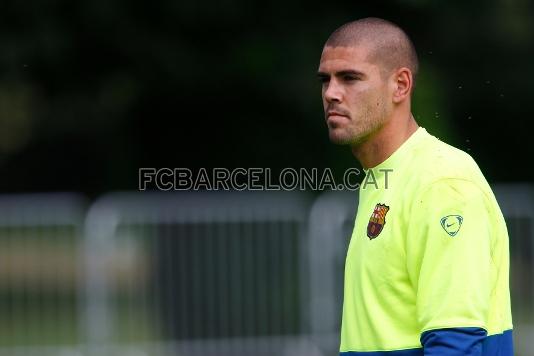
left=446, top=223, right=456, bottom=227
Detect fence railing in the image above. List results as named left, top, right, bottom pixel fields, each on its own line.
left=0, top=186, right=532, bottom=355
left=308, top=190, right=358, bottom=355
left=82, top=191, right=315, bottom=356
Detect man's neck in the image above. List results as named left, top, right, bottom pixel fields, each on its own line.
left=351, top=113, right=419, bottom=169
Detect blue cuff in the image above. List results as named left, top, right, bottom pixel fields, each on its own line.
left=420, top=327, right=487, bottom=355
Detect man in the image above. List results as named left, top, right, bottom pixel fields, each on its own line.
left=317, top=18, right=513, bottom=355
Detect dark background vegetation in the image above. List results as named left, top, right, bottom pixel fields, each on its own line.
left=0, top=0, right=532, bottom=197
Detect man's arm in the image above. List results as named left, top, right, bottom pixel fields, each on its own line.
left=406, top=178, right=492, bottom=355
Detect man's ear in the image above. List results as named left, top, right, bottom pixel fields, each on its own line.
left=392, top=67, right=413, bottom=104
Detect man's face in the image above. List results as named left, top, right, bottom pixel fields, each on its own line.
left=317, top=45, right=393, bottom=145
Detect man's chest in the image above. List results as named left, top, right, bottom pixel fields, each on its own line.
left=345, top=192, right=411, bottom=287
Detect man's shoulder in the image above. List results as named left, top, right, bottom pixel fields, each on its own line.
left=400, top=134, right=496, bottom=215
left=415, top=132, right=484, bottom=183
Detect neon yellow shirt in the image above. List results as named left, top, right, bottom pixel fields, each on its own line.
left=340, top=127, right=513, bottom=353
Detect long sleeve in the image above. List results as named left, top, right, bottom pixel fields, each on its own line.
left=405, top=178, right=492, bottom=353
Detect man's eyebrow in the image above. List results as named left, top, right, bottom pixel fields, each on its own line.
left=336, top=70, right=365, bottom=77
left=316, top=70, right=366, bottom=78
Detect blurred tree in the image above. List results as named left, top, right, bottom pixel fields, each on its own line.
left=0, top=0, right=532, bottom=196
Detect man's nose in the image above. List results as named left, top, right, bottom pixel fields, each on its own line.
left=324, top=79, right=343, bottom=103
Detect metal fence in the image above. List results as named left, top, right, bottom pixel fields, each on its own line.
left=82, top=191, right=318, bottom=356
left=308, top=190, right=358, bottom=356
left=0, top=193, right=87, bottom=356
left=493, top=184, right=534, bottom=354
left=0, top=187, right=532, bottom=355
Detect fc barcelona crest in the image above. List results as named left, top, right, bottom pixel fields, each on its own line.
left=367, top=203, right=390, bottom=239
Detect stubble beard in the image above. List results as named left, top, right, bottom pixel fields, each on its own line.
left=329, top=100, right=388, bottom=147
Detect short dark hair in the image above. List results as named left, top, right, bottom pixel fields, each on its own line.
left=326, top=17, right=419, bottom=84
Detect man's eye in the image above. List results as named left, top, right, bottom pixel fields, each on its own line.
left=318, top=77, right=330, bottom=84
left=343, top=76, right=358, bottom=81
